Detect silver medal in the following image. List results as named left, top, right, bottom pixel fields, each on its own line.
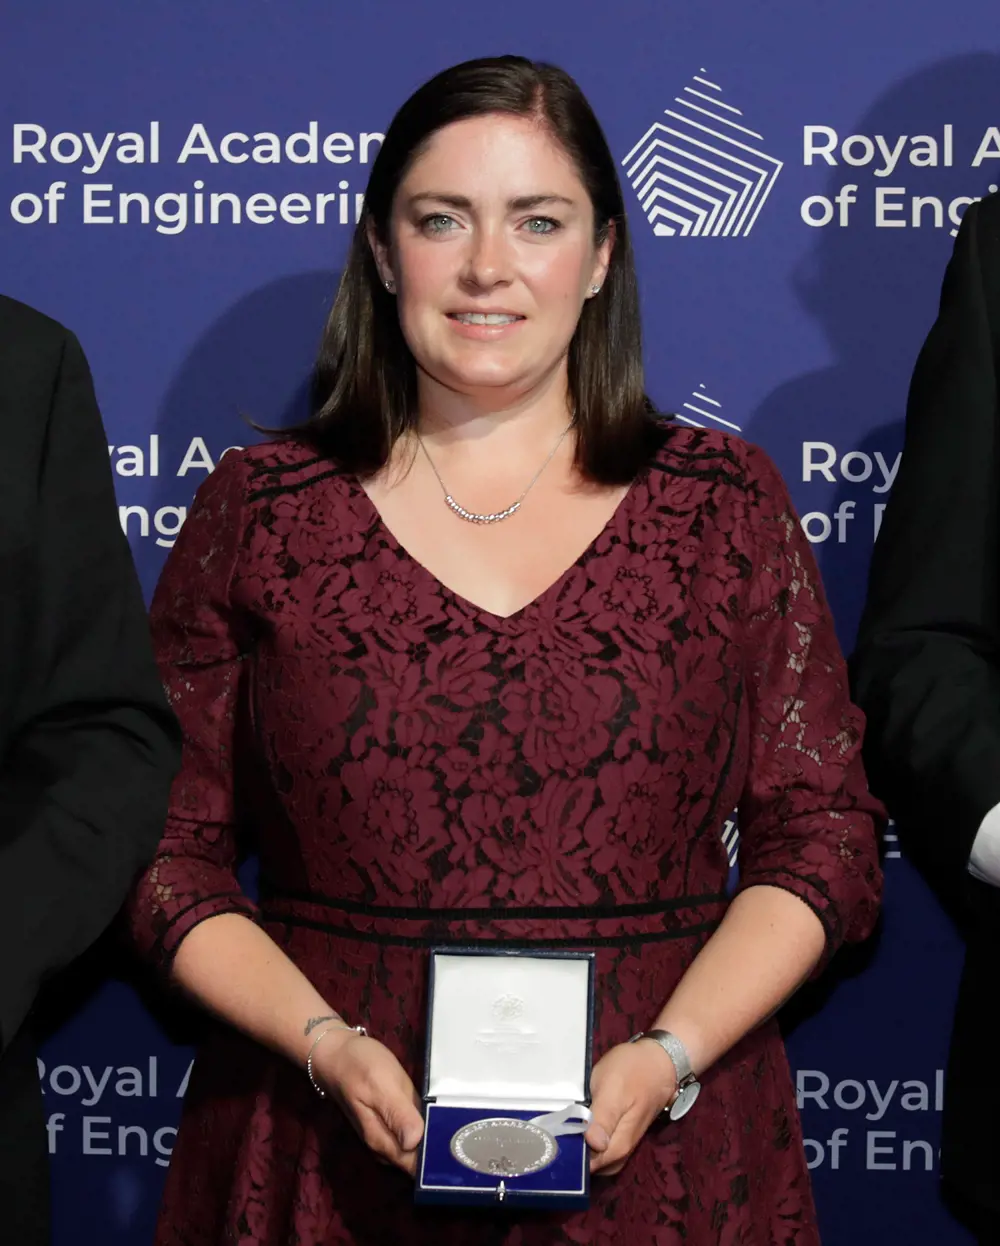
left=450, top=1117, right=559, bottom=1178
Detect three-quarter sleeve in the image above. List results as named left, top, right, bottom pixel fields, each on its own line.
left=735, top=444, right=883, bottom=957
left=127, top=451, right=259, bottom=973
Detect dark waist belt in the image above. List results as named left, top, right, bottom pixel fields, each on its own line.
left=258, top=882, right=729, bottom=949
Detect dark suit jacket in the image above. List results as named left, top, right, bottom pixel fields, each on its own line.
left=851, top=194, right=1000, bottom=1214
left=0, top=295, right=181, bottom=1242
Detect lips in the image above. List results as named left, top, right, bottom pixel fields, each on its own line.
left=447, top=312, right=525, bottom=325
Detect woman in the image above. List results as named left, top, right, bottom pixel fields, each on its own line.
left=129, top=55, right=882, bottom=1245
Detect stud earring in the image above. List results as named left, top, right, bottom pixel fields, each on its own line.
left=591, top=284, right=601, bottom=294
left=384, top=278, right=395, bottom=293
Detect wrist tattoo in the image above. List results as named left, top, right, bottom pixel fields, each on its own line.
left=304, top=1014, right=339, bottom=1037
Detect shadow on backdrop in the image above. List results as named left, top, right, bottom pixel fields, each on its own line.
left=748, top=51, right=1000, bottom=648
left=137, top=269, right=337, bottom=599
left=37, top=269, right=338, bottom=1046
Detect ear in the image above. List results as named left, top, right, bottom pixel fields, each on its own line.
left=588, top=218, right=616, bottom=296
left=366, top=218, right=396, bottom=291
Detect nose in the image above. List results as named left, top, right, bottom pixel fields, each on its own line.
left=462, top=223, right=513, bottom=290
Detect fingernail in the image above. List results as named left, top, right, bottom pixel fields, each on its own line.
left=589, top=1125, right=610, bottom=1151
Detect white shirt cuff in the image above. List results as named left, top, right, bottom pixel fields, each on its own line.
left=968, top=800, right=1000, bottom=886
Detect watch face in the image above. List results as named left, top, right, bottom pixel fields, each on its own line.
left=668, top=1081, right=701, bottom=1121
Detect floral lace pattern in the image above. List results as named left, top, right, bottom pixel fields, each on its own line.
left=128, top=427, right=882, bottom=1245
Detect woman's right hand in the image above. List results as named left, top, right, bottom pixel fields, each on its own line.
left=312, top=1028, right=425, bottom=1176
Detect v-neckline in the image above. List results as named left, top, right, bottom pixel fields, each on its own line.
left=347, top=471, right=644, bottom=624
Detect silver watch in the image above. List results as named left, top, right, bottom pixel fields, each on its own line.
left=628, top=1028, right=701, bottom=1120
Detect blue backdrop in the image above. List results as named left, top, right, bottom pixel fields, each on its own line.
left=3, top=3, right=999, bottom=1242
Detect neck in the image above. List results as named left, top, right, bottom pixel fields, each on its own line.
left=414, top=362, right=573, bottom=453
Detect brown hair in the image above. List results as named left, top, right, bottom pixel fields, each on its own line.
left=299, top=55, right=665, bottom=482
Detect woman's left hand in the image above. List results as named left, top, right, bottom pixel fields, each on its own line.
left=585, top=1040, right=677, bottom=1175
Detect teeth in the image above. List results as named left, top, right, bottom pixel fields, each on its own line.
left=452, top=313, right=520, bottom=325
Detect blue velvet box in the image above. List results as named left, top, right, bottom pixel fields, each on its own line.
left=415, top=948, right=595, bottom=1210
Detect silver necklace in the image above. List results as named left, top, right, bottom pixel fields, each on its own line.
left=416, top=422, right=573, bottom=524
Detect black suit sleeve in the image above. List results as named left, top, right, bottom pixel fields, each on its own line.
left=851, top=198, right=1000, bottom=880
left=0, top=330, right=181, bottom=1048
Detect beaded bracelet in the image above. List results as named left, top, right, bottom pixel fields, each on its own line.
left=306, top=1021, right=368, bottom=1098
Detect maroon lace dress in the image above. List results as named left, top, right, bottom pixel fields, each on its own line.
left=128, top=426, right=882, bottom=1246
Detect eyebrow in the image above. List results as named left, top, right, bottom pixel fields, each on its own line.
left=406, top=193, right=577, bottom=211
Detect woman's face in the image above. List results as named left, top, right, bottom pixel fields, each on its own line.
left=373, top=113, right=613, bottom=408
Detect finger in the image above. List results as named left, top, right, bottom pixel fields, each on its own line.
left=400, top=1106, right=425, bottom=1153
left=586, top=1088, right=627, bottom=1155
left=380, top=1095, right=425, bottom=1153
left=584, top=1121, right=611, bottom=1153
left=592, top=1130, right=637, bottom=1174
left=597, top=1156, right=628, bottom=1176
left=378, top=1126, right=421, bottom=1177
left=395, top=1147, right=419, bottom=1177
left=353, top=1103, right=410, bottom=1167
left=374, top=1136, right=419, bottom=1177
left=347, top=1070, right=424, bottom=1153
left=591, top=1138, right=634, bottom=1174
left=368, top=1059, right=425, bottom=1151
left=589, top=1110, right=643, bottom=1173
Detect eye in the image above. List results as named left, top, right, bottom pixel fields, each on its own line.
left=523, top=216, right=560, bottom=235
left=419, top=213, right=457, bottom=235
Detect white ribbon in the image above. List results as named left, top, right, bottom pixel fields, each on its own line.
left=528, top=1103, right=593, bottom=1136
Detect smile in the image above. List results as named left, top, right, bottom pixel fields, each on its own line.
left=447, top=313, right=524, bottom=325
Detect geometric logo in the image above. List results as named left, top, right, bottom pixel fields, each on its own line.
left=622, top=69, right=783, bottom=237
left=674, top=383, right=743, bottom=434
left=721, top=814, right=740, bottom=869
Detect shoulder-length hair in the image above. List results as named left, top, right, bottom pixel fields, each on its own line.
left=299, top=55, right=664, bottom=483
